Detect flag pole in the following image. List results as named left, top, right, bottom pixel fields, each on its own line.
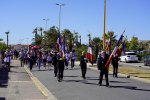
left=103, top=0, right=106, bottom=49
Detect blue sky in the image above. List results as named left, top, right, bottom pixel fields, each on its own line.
left=0, top=0, right=150, bottom=44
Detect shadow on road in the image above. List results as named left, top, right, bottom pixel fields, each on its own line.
left=0, top=97, right=5, bottom=100
left=110, top=85, right=150, bottom=92
left=0, top=67, right=9, bottom=88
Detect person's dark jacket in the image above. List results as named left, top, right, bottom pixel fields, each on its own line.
left=80, top=55, right=88, bottom=69
left=52, top=55, right=58, bottom=65
left=97, top=54, right=109, bottom=70
left=112, top=55, right=119, bottom=66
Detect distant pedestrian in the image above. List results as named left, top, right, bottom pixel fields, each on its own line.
left=37, top=50, right=42, bottom=70
left=70, top=50, right=76, bottom=69
left=28, top=54, right=34, bottom=71
left=42, top=52, right=47, bottom=70
left=112, top=54, right=119, bottom=77
left=4, top=50, right=11, bottom=71
left=97, top=50, right=109, bottom=87
left=19, top=50, right=25, bottom=67
left=47, top=53, right=53, bottom=70
left=64, top=52, right=70, bottom=69
left=80, top=51, right=88, bottom=79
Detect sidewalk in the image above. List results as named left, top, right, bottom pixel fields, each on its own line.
left=0, top=60, right=47, bottom=100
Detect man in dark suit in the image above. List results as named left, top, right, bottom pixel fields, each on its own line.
left=97, top=50, right=109, bottom=87
left=112, top=54, right=119, bottom=77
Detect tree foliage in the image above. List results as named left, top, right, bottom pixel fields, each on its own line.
left=129, top=37, right=139, bottom=50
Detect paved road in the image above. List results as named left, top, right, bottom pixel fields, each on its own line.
left=29, top=63, right=150, bottom=100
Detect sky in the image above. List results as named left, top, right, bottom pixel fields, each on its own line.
left=0, top=0, right=150, bottom=45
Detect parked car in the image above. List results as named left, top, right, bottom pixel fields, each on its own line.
left=144, top=54, right=150, bottom=66
left=120, top=52, right=138, bottom=63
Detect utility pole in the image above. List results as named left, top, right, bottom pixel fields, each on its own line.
left=103, top=0, right=106, bottom=49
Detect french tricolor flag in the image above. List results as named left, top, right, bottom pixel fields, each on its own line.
left=86, top=45, right=93, bottom=62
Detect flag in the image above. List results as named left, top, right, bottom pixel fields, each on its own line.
left=86, top=45, right=93, bottom=62
left=116, top=36, right=127, bottom=56
left=105, top=39, right=110, bottom=52
left=61, top=34, right=66, bottom=57
left=56, top=33, right=61, bottom=51
left=105, top=31, right=125, bottom=69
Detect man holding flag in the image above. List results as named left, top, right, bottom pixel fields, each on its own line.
left=56, top=33, right=65, bottom=82
left=97, top=49, right=109, bottom=87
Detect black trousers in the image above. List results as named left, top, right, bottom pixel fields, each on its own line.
left=57, top=67, right=64, bottom=79
left=71, top=59, right=75, bottom=68
left=54, top=64, right=57, bottom=76
left=99, top=68, right=109, bottom=85
left=81, top=68, right=87, bottom=79
left=113, top=65, right=118, bottom=77
left=57, top=60, right=64, bottom=80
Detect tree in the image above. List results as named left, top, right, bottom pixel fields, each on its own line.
left=42, top=26, right=58, bottom=50
left=62, top=29, right=73, bottom=52
left=92, top=37, right=102, bottom=62
left=129, top=36, right=139, bottom=50
left=0, top=42, right=7, bottom=51
left=87, top=34, right=91, bottom=45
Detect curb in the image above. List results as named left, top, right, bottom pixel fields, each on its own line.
left=86, top=63, right=150, bottom=84
left=24, top=65, right=57, bottom=100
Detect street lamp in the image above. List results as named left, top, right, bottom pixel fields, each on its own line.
left=56, top=3, right=65, bottom=33
left=5, top=31, right=10, bottom=48
left=43, top=19, right=49, bottom=31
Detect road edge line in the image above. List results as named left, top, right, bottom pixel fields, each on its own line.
left=24, top=65, right=57, bottom=100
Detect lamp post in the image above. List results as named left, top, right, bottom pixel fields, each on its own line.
left=43, top=19, right=49, bottom=31
left=56, top=3, right=65, bottom=33
left=5, top=31, right=10, bottom=48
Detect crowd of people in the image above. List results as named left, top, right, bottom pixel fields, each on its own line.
left=0, top=48, right=119, bottom=87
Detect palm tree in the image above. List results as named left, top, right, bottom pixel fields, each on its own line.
left=32, top=28, right=38, bottom=45
left=79, top=35, right=81, bottom=44
left=39, top=27, right=43, bottom=37
left=87, top=34, right=91, bottom=45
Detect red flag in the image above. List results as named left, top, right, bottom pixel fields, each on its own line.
left=86, top=45, right=93, bottom=62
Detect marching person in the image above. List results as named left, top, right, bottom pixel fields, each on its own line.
left=42, top=52, right=47, bottom=70
left=28, top=53, right=34, bottom=71
left=97, top=50, right=109, bottom=87
left=112, top=53, right=119, bottom=77
left=19, top=50, right=25, bottom=67
left=37, top=50, right=42, bottom=70
left=56, top=51, right=65, bottom=82
left=47, top=53, right=53, bottom=70
left=80, top=51, right=88, bottom=79
left=64, top=52, right=70, bottom=69
left=70, top=50, right=76, bottom=69
left=4, top=50, right=11, bottom=71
